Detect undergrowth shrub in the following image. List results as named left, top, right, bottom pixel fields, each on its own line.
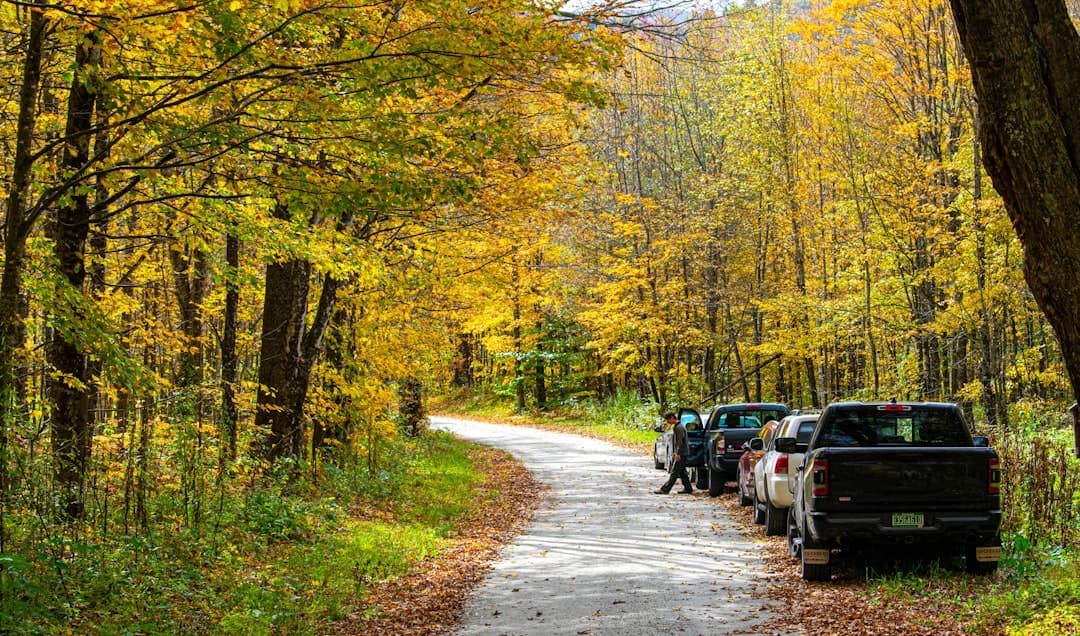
left=0, top=420, right=484, bottom=634
left=992, top=402, right=1080, bottom=546
left=578, top=389, right=658, bottom=430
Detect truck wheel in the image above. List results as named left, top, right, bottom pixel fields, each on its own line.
left=708, top=468, right=725, bottom=497
left=737, top=467, right=752, bottom=506
left=800, top=537, right=831, bottom=582
left=786, top=508, right=801, bottom=559
left=696, top=468, right=709, bottom=489
left=764, top=499, right=785, bottom=536
left=966, top=539, right=1001, bottom=575
left=654, top=453, right=664, bottom=470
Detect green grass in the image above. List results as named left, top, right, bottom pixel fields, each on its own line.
left=0, top=432, right=485, bottom=634
left=967, top=539, right=1080, bottom=635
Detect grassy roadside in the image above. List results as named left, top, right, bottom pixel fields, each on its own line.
left=1, top=432, right=537, bottom=635
left=437, top=394, right=1080, bottom=636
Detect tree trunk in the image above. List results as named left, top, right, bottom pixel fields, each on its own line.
left=534, top=347, right=547, bottom=410
left=0, top=1, right=47, bottom=422
left=397, top=377, right=425, bottom=437
left=511, top=259, right=526, bottom=412
left=256, top=206, right=312, bottom=461
left=47, top=31, right=100, bottom=519
left=170, top=245, right=209, bottom=389
left=452, top=332, right=474, bottom=388
left=703, top=239, right=720, bottom=395
left=255, top=205, right=349, bottom=462
left=221, top=233, right=240, bottom=461
left=949, top=0, right=1080, bottom=409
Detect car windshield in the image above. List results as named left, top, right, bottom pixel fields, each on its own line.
left=720, top=409, right=787, bottom=428
left=817, top=407, right=970, bottom=447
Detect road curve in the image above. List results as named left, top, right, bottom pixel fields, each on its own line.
left=431, top=416, right=780, bottom=636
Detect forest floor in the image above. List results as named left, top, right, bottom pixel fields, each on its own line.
left=345, top=415, right=998, bottom=635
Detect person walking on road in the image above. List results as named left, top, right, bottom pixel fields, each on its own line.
left=655, top=411, right=692, bottom=494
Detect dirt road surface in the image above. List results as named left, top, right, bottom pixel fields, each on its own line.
left=431, top=416, right=783, bottom=636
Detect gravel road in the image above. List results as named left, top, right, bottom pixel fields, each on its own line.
left=431, top=416, right=781, bottom=636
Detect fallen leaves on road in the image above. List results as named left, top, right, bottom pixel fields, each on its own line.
left=336, top=445, right=545, bottom=636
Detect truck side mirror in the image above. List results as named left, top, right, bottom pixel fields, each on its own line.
left=972, top=435, right=989, bottom=447
left=774, top=437, right=797, bottom=453
left=749, top=437, right=764, bottom=451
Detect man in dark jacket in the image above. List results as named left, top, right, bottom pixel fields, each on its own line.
left=655, top=411, right=693, bottom=494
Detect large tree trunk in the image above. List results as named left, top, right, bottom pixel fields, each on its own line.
left=255, top=238, right=311, bottom=460
left=255, top=204, right=348, bottom=462
left=0, top=2, right=47, bottom=420
left=451, top=332, right=474, bottom=389
left=948, top=0, right=1080, bottom=407
left=48, top=31, right=100, bottom=519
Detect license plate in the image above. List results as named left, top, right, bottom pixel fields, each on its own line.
left=975, top=546, right=1002, bottom=562
left=892, top=512, right=924, bottom=528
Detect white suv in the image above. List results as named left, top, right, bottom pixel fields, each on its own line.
left=753, top=413, right=819, bottom=536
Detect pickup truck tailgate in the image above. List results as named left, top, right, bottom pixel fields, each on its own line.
left=822, top=448, right=997, bottom=509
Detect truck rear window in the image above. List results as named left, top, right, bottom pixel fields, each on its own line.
left=817, top=408, right=970, bottom=447
left=719, top=410, right=787, bottom=428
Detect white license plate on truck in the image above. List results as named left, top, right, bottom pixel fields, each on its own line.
left=892, top=512, right=924, bottom=528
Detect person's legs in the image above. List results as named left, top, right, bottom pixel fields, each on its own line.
left=657, top=468, right=677, bottom=493
left=678, top=467, right=692, bottom=492
left=657, top=458, right=689, bottom=493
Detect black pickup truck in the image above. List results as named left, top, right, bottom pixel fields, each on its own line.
left=782, top=401, right=1002, bottom=581
left=703, top=403, right=791, bottom=496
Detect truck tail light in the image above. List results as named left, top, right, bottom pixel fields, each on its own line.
left=811, top=458, right=829, bottom=496
left=988, top=458, right=1001, bottom=494
left=774, top=454, right=789, bottom=473
left=716, top=433, right=726, bottom=454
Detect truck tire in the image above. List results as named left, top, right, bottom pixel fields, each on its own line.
left=800, top=537, right=831, bottom=582
left=752, top=499, right=765, bottom=524
left=786, top=508, right=802, bottom=559
left=966, top=538, right=1001, bottom=575
left=764, top=498, right=785, bottom=536
left=738, top=467, right=753, bottom=506
left=654, top=454, right=664, bottom=470
left=696, top=467, right=709, bottom=489
left=708, top=468, right=725, bottom=497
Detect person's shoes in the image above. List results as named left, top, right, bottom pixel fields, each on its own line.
left=653, top=489, right=669, bottom=494
left=677, top=489, right=693, bottom=494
